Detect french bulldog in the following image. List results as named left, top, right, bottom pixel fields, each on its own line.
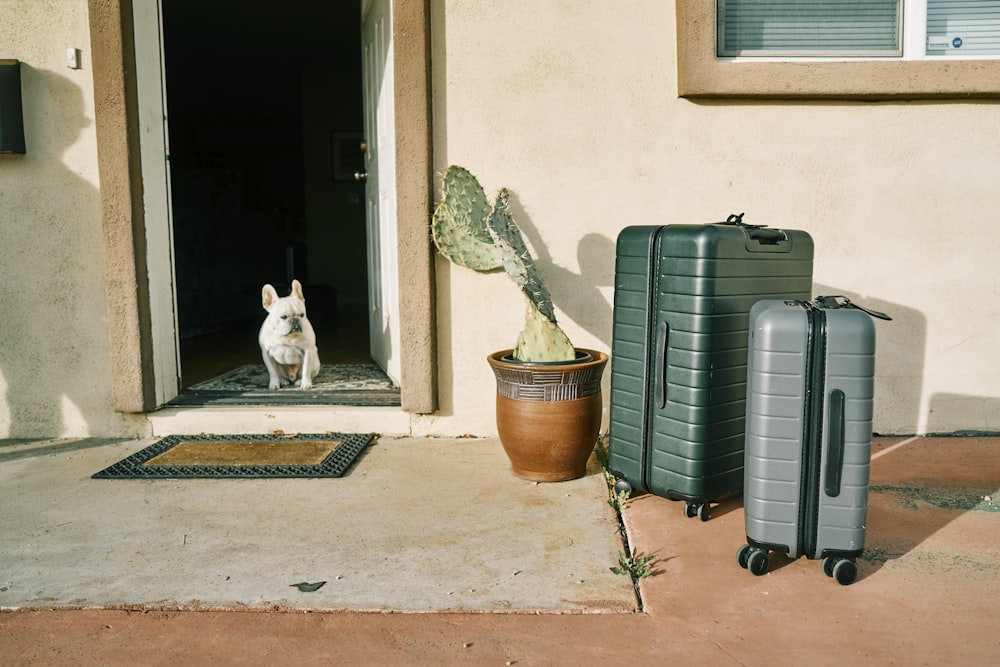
left=259, top=279, right=321, bottom=390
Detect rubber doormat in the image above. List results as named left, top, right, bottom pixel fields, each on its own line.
left=91, top=433, right=375, bottom=479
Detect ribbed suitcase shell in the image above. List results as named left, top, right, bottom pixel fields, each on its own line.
left=740, top=299, right=877, bottom=583
left=608, top=222, right=813, bottom=518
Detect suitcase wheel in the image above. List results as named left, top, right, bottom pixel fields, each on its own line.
left=613, top=478, right=632, bottom=498
left=832, top=559, right=858, bottom=586
left=822, top=556, right=858, bottom=585
left=748, top=549, right=769, bottom=576
left=737, top=544, right=769, bottom=576
left=684, top=502, right=710, bottom=522
left=737, top=544, right=752, bottom=569
left=822, top=556, right=859, bottom=585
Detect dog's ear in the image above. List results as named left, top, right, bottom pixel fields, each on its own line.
left=262, top=284, right=279, bottom=310
left=291, top=279, right=305, bottom=302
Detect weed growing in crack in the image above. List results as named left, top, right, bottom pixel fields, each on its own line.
left=595, top=438, right=630, bottom=512
left=596, top=436, right=656, bottom=601
left=611, top=550, right=656, bottom=580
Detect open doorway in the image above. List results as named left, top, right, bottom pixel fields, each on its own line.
left=161, top=0, right=374, bottom=389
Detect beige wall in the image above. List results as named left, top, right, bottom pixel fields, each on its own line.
left=419, top=0, right=1000, bottom=437
left=1, top=0, right=997, bottom=438
left=0, top=0, right=146, bottom=438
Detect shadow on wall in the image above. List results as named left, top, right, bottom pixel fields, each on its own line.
left=505, top=191, right=615, bottom=351
left=813, top=285, right=925, bottom=436
left=0, top=66, right=103, bottom=437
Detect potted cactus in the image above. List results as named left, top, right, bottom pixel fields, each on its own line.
left=432, top=165, right=608, bottom=482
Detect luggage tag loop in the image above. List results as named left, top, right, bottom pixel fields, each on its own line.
left=814, top=295, right=892, bottom=321
left=723, top=212, right=766, bottom=228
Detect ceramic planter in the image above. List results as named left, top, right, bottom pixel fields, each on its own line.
left=487, top=348, right=609, bottom=482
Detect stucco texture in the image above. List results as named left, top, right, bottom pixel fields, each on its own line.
left=425, top=0, right=1000, bottom=437
left=1, top=0, right=998, bottom=438
left=0, top=0, right=144, bottom=437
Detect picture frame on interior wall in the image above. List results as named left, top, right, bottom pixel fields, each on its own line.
left=331, top=130, right=364, bottom=182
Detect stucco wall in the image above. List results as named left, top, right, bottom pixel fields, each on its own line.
left=419, top=0, right=1000, bottom=437
left=2, top=0, right=997, bottom=439
left=0, top=0, right=145, bottom=437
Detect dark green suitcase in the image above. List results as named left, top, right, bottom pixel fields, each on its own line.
left=608, top=216, right=813, bottom=520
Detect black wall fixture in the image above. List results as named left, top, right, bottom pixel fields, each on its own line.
left=0, top=59, right=26, bottom=155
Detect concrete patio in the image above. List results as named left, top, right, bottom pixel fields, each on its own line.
left=1, top=435, right=998, bottom=664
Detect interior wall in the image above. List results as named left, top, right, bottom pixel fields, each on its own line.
left=161, top=0, right=363, bottom=336
left=302, top=68, right=367, bottom=308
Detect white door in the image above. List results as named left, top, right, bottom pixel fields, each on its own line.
left=361, top=0, right=402, bottom=385
left=132, top=0, right=180, bottom=405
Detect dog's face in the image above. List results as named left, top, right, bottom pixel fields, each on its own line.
left=260, top=280, right=310, bottom=340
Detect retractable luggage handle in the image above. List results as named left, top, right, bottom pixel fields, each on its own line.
left=814, top=295, right=893, bottom=321
left=722, top=212, right=788, bottom=244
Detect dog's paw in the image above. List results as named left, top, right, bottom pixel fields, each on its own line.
left=268, top=381, right=281, bottom=390
left=300, top=380, right=313, bottom=390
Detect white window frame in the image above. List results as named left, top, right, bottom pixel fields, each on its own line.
left=904, top=0, right=928, bottom=59
left=716, top=0, right=1000, bottom=62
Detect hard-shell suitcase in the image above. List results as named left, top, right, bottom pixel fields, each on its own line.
left=607, top=215, right=814, bottom=520
left=737, top=296, right=891, bottom=584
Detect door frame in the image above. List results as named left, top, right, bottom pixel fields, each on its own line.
left=87, top=0, right=437, bottom=414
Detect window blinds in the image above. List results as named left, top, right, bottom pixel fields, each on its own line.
left=718, top=0, right=902, bottom=56
left=927, top=0, right=1000, bottom=55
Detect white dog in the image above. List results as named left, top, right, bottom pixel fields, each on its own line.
left=258, top=279, right=321, bottom=390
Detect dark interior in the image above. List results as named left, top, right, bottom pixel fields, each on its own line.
left=161, top=0, right=370, bottom=387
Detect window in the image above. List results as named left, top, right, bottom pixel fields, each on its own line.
left=675, top=2, right=1000, bottom=98
left=926, top=0, right=1000, bottom=56
left=717, top=0, right=1000, bottom=59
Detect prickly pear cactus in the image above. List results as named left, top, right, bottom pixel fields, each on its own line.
left=431, top=165, right=575, bottom=362
left=431, top=166, right=502, bottom=271
left=488, top=188, right=557, bottom=324
left=514, top=298, right=576, bottom=362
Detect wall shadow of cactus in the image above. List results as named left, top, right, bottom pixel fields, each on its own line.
left=500, top=190, right=615, bottom=352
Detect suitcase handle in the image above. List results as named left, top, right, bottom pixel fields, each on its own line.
left=722, top=213, right=790, bottom=248
left=824, top=389, right=846, bottom=497
left=747, top=228, right=788, bottom=244
left=654, top=321, right=668, bottom=409
left=815, top=295, right=892, bottom=321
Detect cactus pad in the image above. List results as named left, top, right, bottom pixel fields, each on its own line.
left=432, top=165, right=576, bottom=362
left=514, top=299, right=576, bottom=362
left=431, top=166, right=503, bottom=271
left=488, top=189, right=557, bottom=323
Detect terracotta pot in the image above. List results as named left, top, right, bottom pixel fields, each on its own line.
left=487, top=348, right=609, bottom=482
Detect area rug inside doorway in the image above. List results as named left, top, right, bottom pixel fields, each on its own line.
left=91, top=433, right=375, bottom=479
left=168, top=364, right=400, bottom=407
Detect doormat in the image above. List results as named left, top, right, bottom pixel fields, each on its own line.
left=91, top=433, right=375, bottom=479
left=168, top=364, right=400, bottom=407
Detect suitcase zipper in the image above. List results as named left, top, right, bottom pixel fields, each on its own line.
left=799, top=301, right=827, bottom=559
left=642, top=227, right=666, bottom=492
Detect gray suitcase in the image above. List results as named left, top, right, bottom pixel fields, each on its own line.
left=608, top=215, right=813, bottom=520
left=738, top=296, right=890, bottom=584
